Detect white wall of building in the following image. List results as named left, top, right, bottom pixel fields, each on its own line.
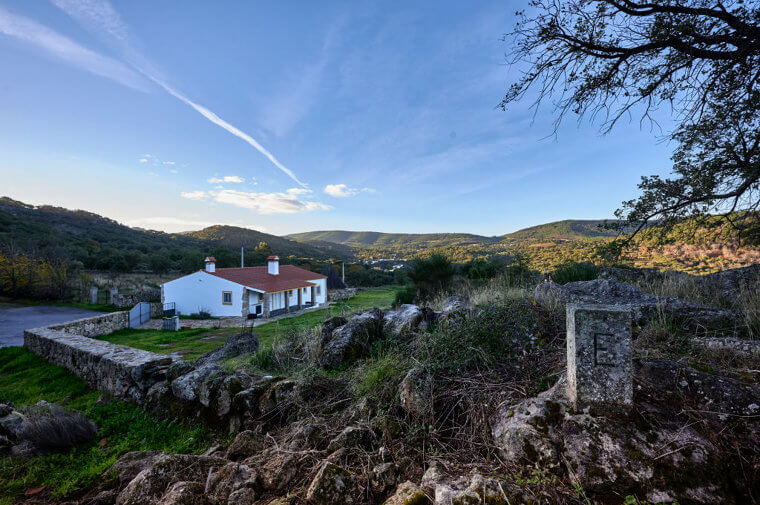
left=162, top=271, right=244, bottom=317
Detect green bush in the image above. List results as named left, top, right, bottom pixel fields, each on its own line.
left=551, top=261, right=599, bottom=284
left=393, top=285, right=417, bottom=307
left=416, top=299, right=562, bottom=372
left=408, top=254, right=456, bottom=300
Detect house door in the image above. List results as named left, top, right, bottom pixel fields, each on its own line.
left=255, top=304, right=262, bottom=315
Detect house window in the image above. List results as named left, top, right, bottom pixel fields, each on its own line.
left=255, top=305, right=262, bottom=315
left=257, top=293, right=263, bottom=302
left=303, top=288, right=307, bottom=294
left=316, top=285, right=321, bottom=295
left=222, top=291, right=233, bottom=305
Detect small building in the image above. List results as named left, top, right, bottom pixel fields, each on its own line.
left=161, top=256, right=327, bottom=318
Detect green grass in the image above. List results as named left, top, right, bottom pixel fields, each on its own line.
left=0, top=347, right=216, bottom=504
left=96, top=327, right=240, bottom=362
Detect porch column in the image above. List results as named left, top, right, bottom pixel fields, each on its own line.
left=297, top=288, right=303, bottom=310
left=263, top=292, right=270, bottom=318
left=241, top=288, right=249, bottom=318
left=310, top=285, right=316, bottom=306
left=285, top=290, right=290, bottom=313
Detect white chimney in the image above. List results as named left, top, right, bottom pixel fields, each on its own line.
left=204, top=257, right=216, bottom=273
left=267, top=255, right=279, bottom=275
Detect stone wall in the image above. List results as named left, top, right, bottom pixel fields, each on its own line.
left=112, top=289, right=161, bottom=308
left=45, top=311, right=130, bottom=337
left=327, top=288, right=359, bottom=302
left=24, top=326, right=174, bottom=402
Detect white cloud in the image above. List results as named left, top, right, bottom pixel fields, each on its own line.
left=138, top=158, right=148, bottom=163
left=0, top=5, right=149, bottom=91
left=162, top=161, right=175, bottom=165
left=324, top=184, right=374, bottom=197
left=169, top=169, right=178, bottom=174
left=51, top=0, right=307, bottom=187
left=180, top=191, right=208, bottom=201
left=213, top=188, right=331, bottom=214
left=127, top=216, right=263, bottom=233
left=207, top=176, right=244, bottom=184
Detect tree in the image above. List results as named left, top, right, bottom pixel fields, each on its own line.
left=408, top=254, right=456, bottom=299
left=503, top=0, right=760, bottom=241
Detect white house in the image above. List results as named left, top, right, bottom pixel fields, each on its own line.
left=161, top=256, right=328, bottom=318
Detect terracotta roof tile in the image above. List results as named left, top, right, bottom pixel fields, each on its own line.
left=207, top=265, right=326, bottom=293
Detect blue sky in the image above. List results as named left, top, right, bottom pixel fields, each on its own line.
left=0, top=1, right=675, bottom=236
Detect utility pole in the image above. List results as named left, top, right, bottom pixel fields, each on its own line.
left=241, top=247, right=244, bottom=268
left=342, top=261, right=345, bottom=284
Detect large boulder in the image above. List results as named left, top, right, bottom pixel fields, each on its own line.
left=305, top=461, right=358, bottom=505
left=170, top=364, right=222, bottom=403
left=318, top=310, right=384, bottom=369
left=383, top=305, right=423, bottom=337
left=534, top=278, right=736, bottom=331
left=158, top=481, right=207, bottom=505
left=321, top=317, right=348, bottom=347
left=205, top=462, right=258, bottom=505
left=194, top=333, right=260, bottom=367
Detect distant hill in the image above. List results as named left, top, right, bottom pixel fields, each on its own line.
left=287, top=220, right=617, bottom=253
left=184, top=225, right=344, bottom=260
left=500, top=220, right=619, bottom=242
left=286, top=230, right=498, bottom=250
left=0, top=197, right=344, bottom=272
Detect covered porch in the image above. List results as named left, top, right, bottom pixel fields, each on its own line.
left=244, top=283, right=318, bottom=319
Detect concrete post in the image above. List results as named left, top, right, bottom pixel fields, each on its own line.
left=109, top=288, right=118, bottom=304
left=285, top=290, right=290, bottom=313
left=310, top=285, right=316, bottom=306
left=566, top=303, right=632, bottom=411
left=89, top=287, right=98, bottom=305
left=297, top=288, right=303, bottom=310
left=241, top=288, right=249, bottom=318
left=263, top=292, right=270, bottom=318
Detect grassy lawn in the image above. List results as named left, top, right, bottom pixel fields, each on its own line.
left=0, top=347, right=217, bottom=504
left=96, top=327, right=241, bottom=362
left=95, top=287, right=403, bottom=361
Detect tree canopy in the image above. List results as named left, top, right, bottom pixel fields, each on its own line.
left=503, top=0, right=760, bottom=241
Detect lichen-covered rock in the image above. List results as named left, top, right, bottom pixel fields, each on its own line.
left=398, top=367, right=432, bottom=418
left=226, top=430, right=264, bottom=461
left=327, top=426, right=374, bottom=451
left=431, top=474, right=514, bottom=505
left=319, top=311, right=384, bottom=369
left=370, top=462, right=397, bottom=495
left=534, top=278, right=736, bottom=332
left=108, top=451, right=160, bottom=487
left=259, top=379, right=300, bottom=414
left=205, top=462, right=257, bottom=505
left=194, top=333, right=260, bottom=367
left=171, top=364, right=221, bottom=403
left=166, top=361, right=193, bottom=382
left=259, top=452, right=301, bottom=491
left=383, top=305, right=423, bottom=337
left=321, top=316, right=348, bottom=346
left=232, top=376, right=279, bottom=417
left=382, top=481, right=428, bottom=505
left=491, top=369, right=735, bottom=503
left=158, top=481, right=207, bottom=505
left=305, top=461, right=358, bottom=505
left=115, top=454, right=226, bottom=505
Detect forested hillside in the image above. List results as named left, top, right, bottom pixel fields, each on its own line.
left=0, top=198, right=340, bottom=273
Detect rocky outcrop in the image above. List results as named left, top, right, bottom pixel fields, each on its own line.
left=491, top=361, right=760, bottom=503
left=382, top=481, right=428, bottom=505
left=383, top=305, right=424, bottom=337
left=194, top=333, right=260, bottom=367
left=534, top=278, right=736, bottom=331
left=398, top=368, right=432, bottom=418
left=319, top=310, right=384, bottom=368
left=305, top=461, right=358, bottom=505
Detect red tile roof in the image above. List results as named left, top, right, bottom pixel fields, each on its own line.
left=206, top=265, right=326, bottom=293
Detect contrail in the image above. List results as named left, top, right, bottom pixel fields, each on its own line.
left=149, top=76, right=306, bottom=187
left=51, top=0, right=306, bottom=187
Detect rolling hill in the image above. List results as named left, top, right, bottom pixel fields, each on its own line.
left=0, top=197, right=344, bottom=272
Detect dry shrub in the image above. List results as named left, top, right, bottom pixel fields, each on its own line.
left=19, top=404, right=97, bottom=453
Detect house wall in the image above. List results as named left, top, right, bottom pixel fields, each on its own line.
left=162, top=271, right=244, bottom=317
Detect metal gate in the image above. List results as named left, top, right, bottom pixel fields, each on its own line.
left=129, top=302, right=151, bottom=328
